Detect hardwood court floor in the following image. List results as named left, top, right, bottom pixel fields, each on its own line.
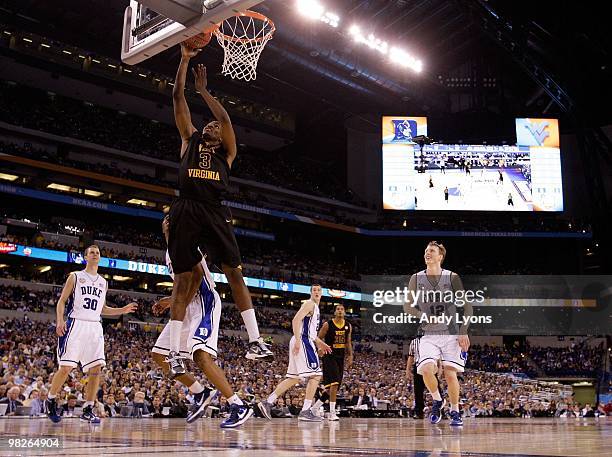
left=0, top=417, right=610, bottom=457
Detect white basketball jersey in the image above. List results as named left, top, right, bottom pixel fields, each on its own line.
left=67, top=270, right=107, bottom=321
left=301, top=300, right=320, bottom=341
left=415, top=269, right=456, bottom=334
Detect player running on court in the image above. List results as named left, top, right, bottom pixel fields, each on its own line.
left=403, top=241, right=472, bottom=426
left=258, top=285, right=332, bottom=422
left=151, top=215, right=253, bottom=428
left=166, top=43, right=272, bottom=377
left=312, top=303, right=353, bottom=421
left=46, top=245, right=137, bottom=423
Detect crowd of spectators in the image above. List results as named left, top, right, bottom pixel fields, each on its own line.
left=0, top=285, right=58, bottom=313
left=468, top=343, right=605, bottom=377
left=1, top=317, right=610, bottom=421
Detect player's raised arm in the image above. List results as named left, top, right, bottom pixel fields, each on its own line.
left=173, top=44, right=198, bottom=153
left=192, top=64, right=237, bottom=166
left=55, top=272, right=76, bottom=336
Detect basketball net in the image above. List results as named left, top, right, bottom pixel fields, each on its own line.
left=214, top=11, right=275, bottom=81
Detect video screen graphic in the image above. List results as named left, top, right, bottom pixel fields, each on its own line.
left=382, top=117, right=563, bottom=211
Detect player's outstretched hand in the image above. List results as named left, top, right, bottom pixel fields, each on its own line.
left=152, top=297, right=172, bottom=316
left=123, top=302, right=138, bottom=314
left=457, top=334, right=470, bottom=352
left=191, top=64, right=207, bottom=92
left=180, top=42, right=200, bottom=59
left=56, top=317, right=67, bottom=337
left=316, top=340, right=332, bottom=355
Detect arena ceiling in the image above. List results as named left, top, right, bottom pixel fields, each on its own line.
left=0, top=0, right=610, bottom=126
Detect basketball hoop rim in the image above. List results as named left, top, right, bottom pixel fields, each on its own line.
left=213, top=10, right=275, bottom=44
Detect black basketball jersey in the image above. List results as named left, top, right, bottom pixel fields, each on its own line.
left=324, top=319, right=350, bottom=358
left=178, top=131, right=230, bottom=204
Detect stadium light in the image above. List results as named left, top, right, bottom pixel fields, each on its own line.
left=296, top=0, right=339, bottom=28
left=389, top=47, right=423, bottom=72
left=349, top=26, right=422, bottom=72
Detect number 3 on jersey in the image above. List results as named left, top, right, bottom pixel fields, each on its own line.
left=199, top=152, right=211, bottom=169
left=83, top=297, right=98, bottom=310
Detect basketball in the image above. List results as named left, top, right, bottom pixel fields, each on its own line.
left=183, top=31, right=213, bottom=50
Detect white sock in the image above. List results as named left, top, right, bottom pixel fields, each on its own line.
left=83, top=401, right=94, bottom=408
left=168, top=320, right=182, bottom=353
left=241, top=309, right=261, bottom=343
left=267, top=392, right=278, bottom=405
left=302, top=399, right=312, bottom=411
left=189, top=381, right=204, bottom=394
left=48, top=393, right=56, bottom=400
left=451, top=403, right=459, bottom=412
left=228, top=394, right=244, bottom=406
left=330, top=401, right=336, bottom=413
left=431, top=391, right=442, bottom=401
left=312, top=399, right=323, bottom=410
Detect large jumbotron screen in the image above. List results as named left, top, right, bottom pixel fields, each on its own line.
left=382, top=117, right=563, bottom=211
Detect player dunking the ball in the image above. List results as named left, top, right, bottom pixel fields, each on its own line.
left=404, top=241, right=472, bottom=426
left=151, top=215, right=253, bottom=427
left=312, top=304, right=353, bottom=421
left=46, top=245, right=137, bottom=423
left=166, top=42, right=273, bottom=377
left=258, top=285, right=332, bottom=422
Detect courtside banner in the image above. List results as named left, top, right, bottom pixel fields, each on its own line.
left=361, top=275, right=612, bottom=337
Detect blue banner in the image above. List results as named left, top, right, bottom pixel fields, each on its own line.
left=2, top=243, right=362, bottom=301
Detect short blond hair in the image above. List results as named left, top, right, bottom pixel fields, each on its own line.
left=84, top=244, right=100, bottom=255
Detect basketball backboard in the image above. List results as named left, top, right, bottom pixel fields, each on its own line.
left=121, top=0, right=263, bottom=65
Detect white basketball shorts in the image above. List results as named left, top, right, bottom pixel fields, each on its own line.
left=57, top=319, right=106, bottom=373
left=152, top=276, right=221, bottom=359
left=415, top=335, right=467, bottom=374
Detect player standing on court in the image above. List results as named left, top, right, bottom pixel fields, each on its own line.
left=166, top=43, right=272, bottom=377
left=258, top=285, right=332, bottom=422
left=312, top=304, right=353, bottom=420
left=151, top=215, right=253, bottom=428
left=46, top=245, right=137, bottom=423
left=403, top=241, right=472, bottom=426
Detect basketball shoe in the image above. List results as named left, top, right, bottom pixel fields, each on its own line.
left=449, top=410, right=463, bottom=426
left=298, top=410, right=322, bottom=422
left=327, top=411, right=340, bottom=421
left=220, top=403, right=253, bottom=428
left=430, top=399, right=444, bottom=424
left=187, top=388, right=218, bottom=424
left=80, top=405, right=101, bottom=424
left=166, top=351, right=186, bottom=378
left=46, top=398, right=61, bottom=423
left=257, top=400, right=273, bottom=420
left=246, top=338, right=274, bottom=361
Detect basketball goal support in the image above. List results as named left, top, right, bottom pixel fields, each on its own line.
left=121, top=0, right=263, bottom=65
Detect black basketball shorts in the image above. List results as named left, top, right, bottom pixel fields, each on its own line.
left=168, top=198, right=242, bottom=274
left=322, top=355, right=344, bottom=388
